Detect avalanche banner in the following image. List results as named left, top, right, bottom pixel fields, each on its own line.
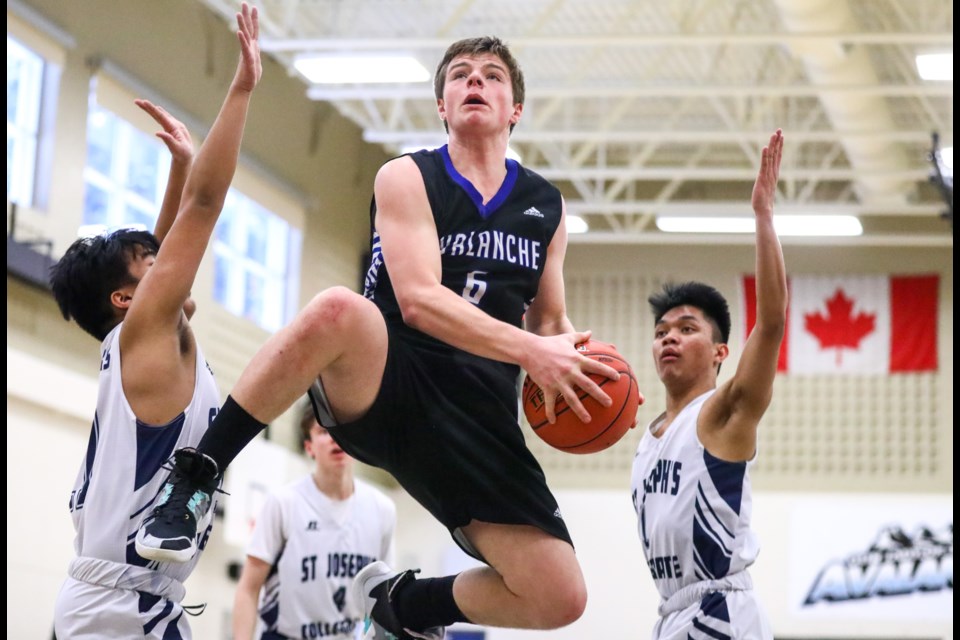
left=742, top=274, right=939, bottom=374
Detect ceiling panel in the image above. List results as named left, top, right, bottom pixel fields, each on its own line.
left=200, top=0, right=953, bottom=246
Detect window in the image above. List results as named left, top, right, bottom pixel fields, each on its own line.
left=82, top=103, right=168, bottom=231
left=7, top=35, right=44, bottom=206
left=213, top=190, right=302, bottom=333
left=83, top=82, right=301, bottom=333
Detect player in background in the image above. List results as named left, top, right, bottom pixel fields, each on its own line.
left=233, top=401, right=396, bottom=640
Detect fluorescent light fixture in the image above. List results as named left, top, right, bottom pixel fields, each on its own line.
left=939, top=147, right=953, bottom=172
left=915, top=53, right=953, bottom=81
left=294, top=54, right=430, bottom=84
left=566, top=215, right=589, bottom=234
left=656, top=215, right=862, bottom=236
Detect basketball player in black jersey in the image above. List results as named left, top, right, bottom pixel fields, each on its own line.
left=138, top=36, right=621, bottom=639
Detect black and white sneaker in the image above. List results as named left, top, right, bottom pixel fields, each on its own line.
left=352, top=561, right=445, bottom=640
left=135, top=448, right=220, bottom=563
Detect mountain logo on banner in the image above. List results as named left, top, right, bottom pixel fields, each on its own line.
left=803, top=523, right=953, bottom=606
left=804, top=288, right=876, bottom=366
left=741, top=274, right=939, bottom=374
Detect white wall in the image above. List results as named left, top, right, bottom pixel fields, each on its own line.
left=392, top=489, right=953, bottom=640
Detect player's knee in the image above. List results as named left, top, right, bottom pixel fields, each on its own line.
left=302, top=286, right=366, bottom=334
left=541, top=581, right=587, bottom=628
left=522, top=577, right=585, bottom=629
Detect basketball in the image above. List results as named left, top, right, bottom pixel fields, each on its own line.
left=522, top=340, right=642, bottom=454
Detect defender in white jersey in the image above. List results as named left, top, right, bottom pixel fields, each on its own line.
left=49, top=6, right=262, bottom=637
left=630, top=130, right=785, bottom=640
left=233, top=403, right=397, bottom=640
left=55, top=325, right=220, bottom=638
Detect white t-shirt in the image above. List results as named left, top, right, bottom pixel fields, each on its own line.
left=248, top=476, right=396, bottom=639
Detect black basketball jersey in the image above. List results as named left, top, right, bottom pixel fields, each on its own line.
left=363, top=145, right=562, bottom=347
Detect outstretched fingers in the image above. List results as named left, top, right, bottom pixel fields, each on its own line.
left=753, top=129, right=783, bottom=215
left=134, top=99, right=193, bottom=162
left=234, top=2, right=262, bottom=91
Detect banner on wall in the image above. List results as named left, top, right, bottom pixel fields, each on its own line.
left=742, top=274, right=939, bottom=374
left=789, top=497, right=952, bottom=621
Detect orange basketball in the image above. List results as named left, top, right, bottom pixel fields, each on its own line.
left=522, top=340, right=642, bottom=454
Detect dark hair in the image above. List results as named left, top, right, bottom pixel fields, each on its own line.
left=648, top=281, right=731, bottom=344
left=298, top=399, right=320, bottom=445
left=433, top=36, right=525, bottom=133
left=49, top=229, right=160, bottom=341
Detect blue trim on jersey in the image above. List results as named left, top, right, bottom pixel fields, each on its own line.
left=161, top=613, right=185, bottom=640
left=73, top=413, right=100, bottom=511
left=261, top=601, right=280, bottom=628
left=363, top=231, right=383, bottom=300
left=700, top=591, right=731, bottom=623
left=135, top=414, right=186, bottom=490
left=439, top=144, right=519, bottom=219
left=139, top=592, right=162, bottom=613
left=692, top=516, right=732, bottom=580
left=696, top=483, right=735, bottom=539
left=694, top=497, right=733, bottom=556
left=127, top=535, right=151, bottom=567
left=691, top=616, right=731, bottom=640
left=143, top=598, right=174, bottom=634
left=702, top=449, right=746, bottom=515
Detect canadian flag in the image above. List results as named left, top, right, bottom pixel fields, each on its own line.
left=742, top=274, right=939, bottom=374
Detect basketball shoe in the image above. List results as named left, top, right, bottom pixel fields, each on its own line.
left=353, top=561, right=446, bottom=640
left=135, top=448, right=220, bottom=563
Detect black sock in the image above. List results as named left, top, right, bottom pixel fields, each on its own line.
left=196, top=395, right=267, bottom=474
left=394, top=574, right=470, bottom=631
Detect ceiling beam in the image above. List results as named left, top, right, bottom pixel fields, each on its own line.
left=564, top=202, right=945, bottom=217
left=528, top=167, right=932, bottom=181
left=262, top=33, right=952, bottom=52
left=307, top=84, right=952, bottom=100
left=364, top=129, right=947, bottom=145
left=566, top=232, right=953, bottom=247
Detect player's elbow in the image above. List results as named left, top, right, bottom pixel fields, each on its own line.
left=397, top=295, right=430, bottom=330
left=395, top=286, right=438, bottom=331
left=757, top=316, right=786, bottom=342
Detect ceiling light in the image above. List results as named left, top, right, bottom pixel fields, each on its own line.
left=294, top=54, right=430, bottom=84
left=938, top=147, right=953, bottom=173
left=566, top=215, right=589, bottom=234
left=656, top=215, right=862, bottom=236
left=915, top=53, right=953, bottom=81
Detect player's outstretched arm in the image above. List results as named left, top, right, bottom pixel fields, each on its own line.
left=126, top=2, right=261, bottom=332
left=704, top=129, right=787, bottom=460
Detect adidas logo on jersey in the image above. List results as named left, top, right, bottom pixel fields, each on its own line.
left=523, top=206, right=544, bottom=218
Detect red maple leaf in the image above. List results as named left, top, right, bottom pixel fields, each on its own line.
left=803, top=288, right=876, bottom=366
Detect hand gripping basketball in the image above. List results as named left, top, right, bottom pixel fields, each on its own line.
left=522, top=339, right=642, bottom=454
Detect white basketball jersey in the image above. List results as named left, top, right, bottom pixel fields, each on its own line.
left=630, top=390, right=761, bottom=602
left=248, top=477, right=396, bottom=640
left=67, top=323, right=221, bottom=583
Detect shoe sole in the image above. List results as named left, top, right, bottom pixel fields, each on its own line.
left=353, top=561, right=394, bottom=639
left=134, top=533, right=195, bottom=564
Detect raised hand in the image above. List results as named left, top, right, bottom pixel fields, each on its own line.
left=134, top=99, right=194, bottom=165
left=752, top=128, right=783, bottom=219
left=233, top=2, right=261, bottom=93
